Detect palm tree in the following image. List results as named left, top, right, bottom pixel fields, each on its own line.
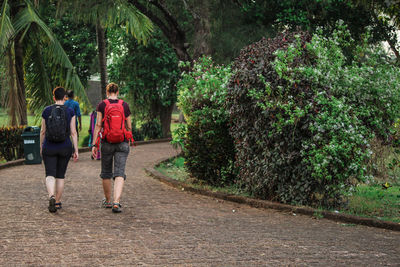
left=0, top=0, right=86, bottom=125
left=58, top=0, right=153, bottom=99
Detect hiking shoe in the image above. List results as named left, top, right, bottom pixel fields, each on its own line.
left=55, top=202, right=62, bottom=209
left=112, top=203, right=122, bottom=213
left=101, top=198, right=113, bottom=208
left=48, top=196, right=57, bottom=213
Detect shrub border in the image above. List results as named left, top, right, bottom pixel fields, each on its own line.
left=0, top=138, right=172, bottom=170
left=145, top=155, right=400, bottom=232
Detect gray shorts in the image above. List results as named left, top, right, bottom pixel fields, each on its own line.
left=100, top=142, right=130, bottom=180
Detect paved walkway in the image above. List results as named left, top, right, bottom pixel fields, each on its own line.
left=0, top=142, right=399, bottom=266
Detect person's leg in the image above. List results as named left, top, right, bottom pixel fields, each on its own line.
left=45, top=176, right=56, bottom=198
left=113, top=177, right=124, bottom=203
left=55, top=179, right=65, bottom=203
left=54, top=146, right=72, bottom=204
left=112, top=142, right=129, bottom=207
left=43, top=148, right=57, bottom=198
left=102, top=179, right=112, bottom=202
left=100, top=143, right=114, bottom=204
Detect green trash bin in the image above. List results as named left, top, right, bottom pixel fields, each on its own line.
left=21, top=126, right=42, bottom=164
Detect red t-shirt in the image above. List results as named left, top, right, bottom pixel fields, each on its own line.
left=96, top=99, right=131, bottom=120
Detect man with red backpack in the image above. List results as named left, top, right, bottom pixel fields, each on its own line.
left=91, top=83, right=134, bottom=213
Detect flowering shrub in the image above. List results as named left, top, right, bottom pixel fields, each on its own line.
left=0, top=126, right=25, bottom=161
left=226, top=25, right=400, bottom=208
left=176, top=56, right=236, bottom=186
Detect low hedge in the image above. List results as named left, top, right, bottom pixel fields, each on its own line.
left=226, top=25, right=400, bottom=208
left=0, top=126, right=25, bottom=161
left=175, top=57, right=236, bottom=186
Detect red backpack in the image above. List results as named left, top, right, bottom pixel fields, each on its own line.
left=101, top=99, right=133, bottom=144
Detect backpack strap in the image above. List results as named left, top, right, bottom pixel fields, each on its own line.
left=101, top=99, right=111, bottom=124
left=95, top=133, right=101, bottom=149
left=118, top=100, right=125, bottom=118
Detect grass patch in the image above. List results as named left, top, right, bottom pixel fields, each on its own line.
left=155, top=156, right=250, bottom=197
left=343, top=185, right=400, bottom=223
left=156, top=157, right=188, bottom=182
left=156, top=157, right=400, bottom=223
left=0, top=114, right=38, bottom=127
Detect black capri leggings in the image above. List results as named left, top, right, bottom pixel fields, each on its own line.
left=42, top=146, right=73, bottom=178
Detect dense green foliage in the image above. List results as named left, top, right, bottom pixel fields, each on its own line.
left=176, top=57, right=236, bottom=186
left=0, top=0, right=86, bottom=125
left=40, top=2, right=98, bottom=88
left=140, top=119, right=163, bottom=140
left=239, top=0, right=397, bottom=45
left=226, top=26, right=400, bottom=207
left=108, top=28, right=179, bottom=123
left=210, top=1, right=274, bottom=64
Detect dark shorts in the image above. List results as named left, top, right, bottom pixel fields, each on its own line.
left=100, top=142, right=130, bottom=180
left=42, top=146, right=73, bottom=178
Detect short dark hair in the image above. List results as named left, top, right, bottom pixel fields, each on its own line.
left=106, top=83, right=119, bottom=94
left=53, top=86, right=66, bottom=101
left=67, top=90, right=74, bottom=99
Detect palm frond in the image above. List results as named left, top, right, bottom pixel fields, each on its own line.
left=0, top=0, right=14, bottom=54
left=57, top=0, right=153, bottom=43
left=24, top=29, right=53, bottom=113
left=14, top=1, right=88, bottom=104
left=107, top=0, right=153, bottom=44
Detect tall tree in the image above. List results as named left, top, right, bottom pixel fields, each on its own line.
left=237, top=0, right=398, bottom=58
left=40, top=2, right=98, bottom=88
left=108, top=28, right=180, bottom=137
left=128, top=0, right=192, bottom=63
left=59, top=0, right=153, bottom=99
left=96, top=20, right=108, bottom=98
left=183, top=0, right=213, bottom=58
left=0, top=0, right=85, bottom=125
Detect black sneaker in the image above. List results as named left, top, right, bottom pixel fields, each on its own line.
left=48, top=196, right=57, bottom=213
left=112, top=203, right=122, bottom=213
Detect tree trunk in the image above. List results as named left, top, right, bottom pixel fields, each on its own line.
left=150, top=100, right=159, bottom=121
left=128, top=0, right=192, bottom=65
left=14, top=34, right=27, bottom=126
left=387, top=37, right=400, bottom=60
left=6, top=49, right=17, bottom=126
left=96, top=20, right=108, bottom=99
left=159, top=104, right=174, bottom=138
left=9, top=2, right=27, bottom=126
left=189, top=0, right=213, bottom=59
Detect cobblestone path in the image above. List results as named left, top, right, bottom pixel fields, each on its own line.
left=0, top=142, right=399, bottom=266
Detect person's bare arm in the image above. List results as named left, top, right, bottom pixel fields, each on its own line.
left=70, top=115, right=79, bottom=161
left=125, top=115, right=132, bottom=131
left=40, top=119, right=46, bottom=156
left=78, top=116, right=82, bottom=132
left=92, top=112, right=103, bottom=157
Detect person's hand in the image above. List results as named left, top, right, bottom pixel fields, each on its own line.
left=73, top=150, right=79, bottom=162
left=79, top=125, right=82, bottom=132
left=92, top=146, right=98, bottom=159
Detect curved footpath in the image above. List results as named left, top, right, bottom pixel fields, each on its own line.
left=0, top=142, right=399, bottom=266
